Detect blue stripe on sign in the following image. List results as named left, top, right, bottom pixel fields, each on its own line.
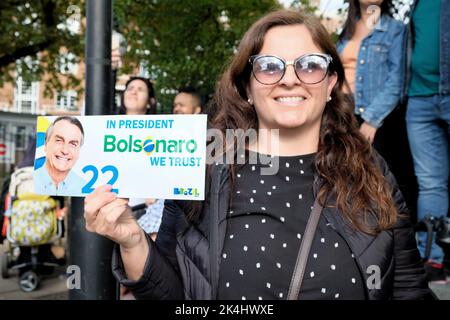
left=36, top=132, right=46, bottom=148
left=34, top=156, right=46, bottom=170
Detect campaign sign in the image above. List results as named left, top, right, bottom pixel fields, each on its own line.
left=33, top=115, right=207, bottom=200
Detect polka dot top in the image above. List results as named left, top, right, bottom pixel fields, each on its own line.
left=217, top=152, right=366, bottom=300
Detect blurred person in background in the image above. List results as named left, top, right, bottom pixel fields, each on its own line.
left=336, top=0, right=418, bottom=244
left=173, top=87, right=202, bottom=115
left=405, top=0, right=450, bottom=282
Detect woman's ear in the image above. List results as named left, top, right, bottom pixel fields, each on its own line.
left=327, top=72, right=338, bottom=98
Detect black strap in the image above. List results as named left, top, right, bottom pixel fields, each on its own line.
left=287, top=197, right=324, bottom=300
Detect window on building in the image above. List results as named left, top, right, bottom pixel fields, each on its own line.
left=14, top=77, right=39, bottom=114
left=56, top=92, right=67, bottom=107
left=59, top=53, right=78, bottom=75
left=56, top=90, right=78, bottom=111
left=15, top=126, right=27, bottom=150
left=20, top=101, right=32, bottom=113
left=70, top=95, right=77, bottom=108
left=21, top=81, right=32, bottom=95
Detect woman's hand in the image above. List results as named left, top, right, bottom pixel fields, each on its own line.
left=359, top=122, right=378, bottom=144
left=84, top=185, right=144, bottom=250
left=85, top=185, right=150, bottom=281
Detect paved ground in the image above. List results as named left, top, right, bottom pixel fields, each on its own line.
left=0, top=267, right=68, bottom=300
left=1, top=243, right=450, bottom=300
left=429, top=279, right=450, bottom=300
left=0, top=243, right=69, bottom=300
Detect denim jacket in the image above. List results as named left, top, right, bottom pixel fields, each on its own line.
left=337, top=15, right=406, bottom=128
left=404, top=0, right=450, bottom=98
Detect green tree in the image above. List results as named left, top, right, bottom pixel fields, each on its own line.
left=1, top=0, right=414, bottom=110
left=0, top=0, right=85, bottom=97
left=289, top=0, right=318, bottom=14
left=3, top=1, right=318, bottom=112
left=114, top=0, right=281, bottom=112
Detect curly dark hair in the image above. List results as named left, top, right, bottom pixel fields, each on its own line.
left=204, top=9, right=398, bottom=235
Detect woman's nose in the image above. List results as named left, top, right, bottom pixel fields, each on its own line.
left=279, top=63, right=301, bottom=86
left=127, top=87, right=138, bottom=95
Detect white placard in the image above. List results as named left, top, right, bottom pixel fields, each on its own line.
left=33, top=115, right=207, bottom=200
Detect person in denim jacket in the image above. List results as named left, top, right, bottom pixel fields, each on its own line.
left=404, top=0, right=450, bottom=282
left=336, top=0, right=406, bottom=144
left=336, top=1, right=419, bottom=238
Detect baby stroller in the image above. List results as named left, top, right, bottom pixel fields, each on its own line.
left=1, top=166, right=65, bottom=292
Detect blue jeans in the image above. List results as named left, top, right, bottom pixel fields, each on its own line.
left=406, top=95, right=450, bottom=263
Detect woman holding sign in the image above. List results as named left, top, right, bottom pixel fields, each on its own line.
left=84, top=10, right=432, bottom=300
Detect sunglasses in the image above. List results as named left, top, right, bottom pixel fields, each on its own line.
left=249, top=53, right=333, bottom=85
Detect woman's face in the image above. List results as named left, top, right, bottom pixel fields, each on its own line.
left=123, top=79, right=150, bottom=115
left=248, top=24, right=337, bottom=131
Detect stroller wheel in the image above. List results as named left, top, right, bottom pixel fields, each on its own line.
left=19, top=271, right=40, bottom=292
left=1, top=252, right=9, bottom=279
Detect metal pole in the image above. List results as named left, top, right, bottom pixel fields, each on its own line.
left=69, top=0, right=116, bottom=300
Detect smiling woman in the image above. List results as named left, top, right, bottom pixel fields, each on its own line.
left=247, top=24, right=337, bottom=147
left=119, top=77, right=157, bottom=115
left=83, top=9, right=432, bottom=300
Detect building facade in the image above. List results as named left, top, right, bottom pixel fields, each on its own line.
left=0, top=55, right=85, bottom=182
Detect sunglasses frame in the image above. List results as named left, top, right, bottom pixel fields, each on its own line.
left=249, top=53, right=333, bottom=85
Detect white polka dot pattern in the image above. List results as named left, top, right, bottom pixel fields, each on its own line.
left=218, top=152, right=365, bottom=300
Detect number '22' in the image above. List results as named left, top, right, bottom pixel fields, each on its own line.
left=82, top=165, right=119, bottom=194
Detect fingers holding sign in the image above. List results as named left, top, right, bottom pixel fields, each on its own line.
left=84, top=185, right=144, bottom=250
left=84, top=185, right=116, bottom=228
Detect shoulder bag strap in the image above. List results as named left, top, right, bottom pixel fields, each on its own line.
left=287, top=197, right=324, bottom=300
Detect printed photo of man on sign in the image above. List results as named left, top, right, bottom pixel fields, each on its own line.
left=34, top=116, right=86, bottom=196
left=33, top=114, right=207, bottom=200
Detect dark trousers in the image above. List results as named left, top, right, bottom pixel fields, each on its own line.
left=356, top=103, right=419, bottom=223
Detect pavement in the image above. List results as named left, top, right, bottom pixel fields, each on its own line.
left=0, top=243, right=69, bottom=300
left=1, top=242, right=450, bottom=300
left=430, top=281, right=450, bottom=300
left=0, top=266, right=68, bottom=300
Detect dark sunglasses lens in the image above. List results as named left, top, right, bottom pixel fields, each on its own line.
left=252, top=56, right=285, bottom=84
left=295, top=55, right=329, bottom=84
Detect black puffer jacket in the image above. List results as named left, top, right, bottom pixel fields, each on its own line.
left=112, top=157, right=433, bottom=300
